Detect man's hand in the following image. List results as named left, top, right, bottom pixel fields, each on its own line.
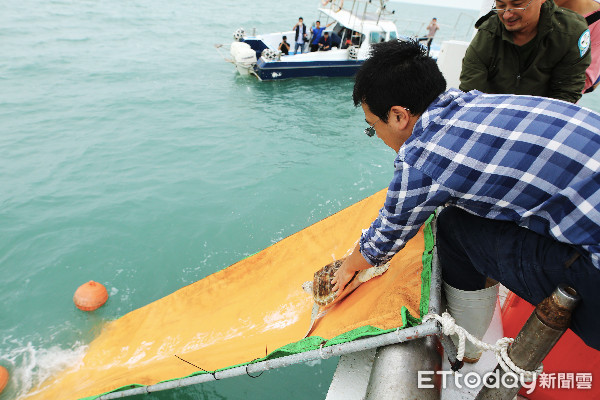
left=331, top=258, right=356, bottom=294
left=331, top=242, right=373, bottom=298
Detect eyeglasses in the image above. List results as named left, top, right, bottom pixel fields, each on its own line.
left=364, top=118, right=380, bottom=137
left=364, top=107, right=411, bottom=137
left=491, top=0, right=534, bottom=13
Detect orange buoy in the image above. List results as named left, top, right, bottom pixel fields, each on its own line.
left=73, top=281, right=108, bottom=311
left=0, top=366, right=8, bottom=394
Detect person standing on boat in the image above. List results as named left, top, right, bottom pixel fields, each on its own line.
left=292, top=17, right=308, bottom=54
left=425, top=17, right=439, bottom=56
left=554, top=0, right=600, bottom=93
left=279, top=36, right=290, bottom=55
left=331, top=40, right=600, bottom=360
left=310, top=20, right=335, bottom=52
left=459, top=0, right=591, bottom=103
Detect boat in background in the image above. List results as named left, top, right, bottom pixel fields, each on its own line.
left=217, top=0, right=402, bottom=81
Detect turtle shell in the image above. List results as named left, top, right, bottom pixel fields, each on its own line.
left=312, top=258, right=345, bottom=307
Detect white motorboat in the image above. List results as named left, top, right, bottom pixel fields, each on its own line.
left=220, top=0, right=402, bottom=81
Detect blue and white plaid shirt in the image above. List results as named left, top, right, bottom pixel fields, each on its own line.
left=360, top=89, right=600, bottom=271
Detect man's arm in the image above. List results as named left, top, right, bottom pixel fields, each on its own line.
left=459, top=32, right=491, bottom=93
left=332, top=164, right=451, bottom=293
left=547, top=29, right=591, bottom=103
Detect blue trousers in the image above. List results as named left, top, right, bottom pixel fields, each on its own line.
left=437, top=206, right=600, bottom=351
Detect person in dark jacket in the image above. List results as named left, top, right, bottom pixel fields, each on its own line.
left=318, top=31, right=333, bottom=50
left=292, top=17, right=307, bottom=54
left=459, top=0, right=591, bottom=103
left=278, top=36, right=290, bottom=55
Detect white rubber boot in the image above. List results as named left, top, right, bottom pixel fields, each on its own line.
left=443, top=281, right=499, bottom=363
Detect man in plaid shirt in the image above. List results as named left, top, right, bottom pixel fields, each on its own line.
left=331, top=40, right=600, bottom=359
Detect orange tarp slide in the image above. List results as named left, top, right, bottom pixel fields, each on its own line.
left=25, top=189, right=431, bottom=400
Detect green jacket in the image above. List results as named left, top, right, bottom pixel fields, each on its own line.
left=459, top=1, right=591, bottom=103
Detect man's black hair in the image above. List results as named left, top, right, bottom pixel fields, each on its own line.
left=353, top=39, right=446, bottom=122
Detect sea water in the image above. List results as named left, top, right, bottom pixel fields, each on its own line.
left=1, top=0, right=598, bottom=399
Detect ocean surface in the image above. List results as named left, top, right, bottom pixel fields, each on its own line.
left=1, top=0, right=599, bottom=399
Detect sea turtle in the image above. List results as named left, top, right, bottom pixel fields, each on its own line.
left=301, top=257, right=390, bottom=338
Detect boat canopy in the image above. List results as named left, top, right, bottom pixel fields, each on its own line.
left=318, top=7, right=397, bottom=36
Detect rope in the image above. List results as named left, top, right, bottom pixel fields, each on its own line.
left=174, top=354, right=219, bottom=380
left=319, top=343, right=331, bottom=359
left=245, top=345, right=269, bottom=378
left=245, top=364, right=264, bottom=379
left=423, top=312, right=543, bottom=382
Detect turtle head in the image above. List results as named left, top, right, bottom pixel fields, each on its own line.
left=302, top=280, right=313, bottom=294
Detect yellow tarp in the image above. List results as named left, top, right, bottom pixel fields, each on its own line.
left=25, top=189, right=430, bottom=400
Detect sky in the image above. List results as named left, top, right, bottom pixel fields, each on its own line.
left=391, top=0, right=485, bottom=11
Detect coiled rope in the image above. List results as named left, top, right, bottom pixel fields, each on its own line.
left=423, top=312, right=543, bottom=382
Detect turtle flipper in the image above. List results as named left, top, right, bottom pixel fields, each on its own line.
left=302, top=303, right=322, bottom=339
left=357, top=261, right=390, bottom=283
left=303, top=301, right=340, bottom=339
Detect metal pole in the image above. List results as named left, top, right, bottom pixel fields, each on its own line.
left=475, top=285, right=580, bottom=400
left=365, top=336, right=441, bottom=400
left=429, top=214, right=461, bottom=370
left=99, top=321, right=441, bottom=399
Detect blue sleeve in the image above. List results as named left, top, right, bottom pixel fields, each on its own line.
left=359, top=160, right=452, bottom=265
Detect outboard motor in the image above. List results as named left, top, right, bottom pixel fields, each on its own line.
left=230, top=41, right=257, bottom=75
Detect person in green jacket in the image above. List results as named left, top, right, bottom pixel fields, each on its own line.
left=459, top=0, right=591, bottom=103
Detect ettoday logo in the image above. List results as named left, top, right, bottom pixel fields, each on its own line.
left=418, top=370, right=594, bottom=394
